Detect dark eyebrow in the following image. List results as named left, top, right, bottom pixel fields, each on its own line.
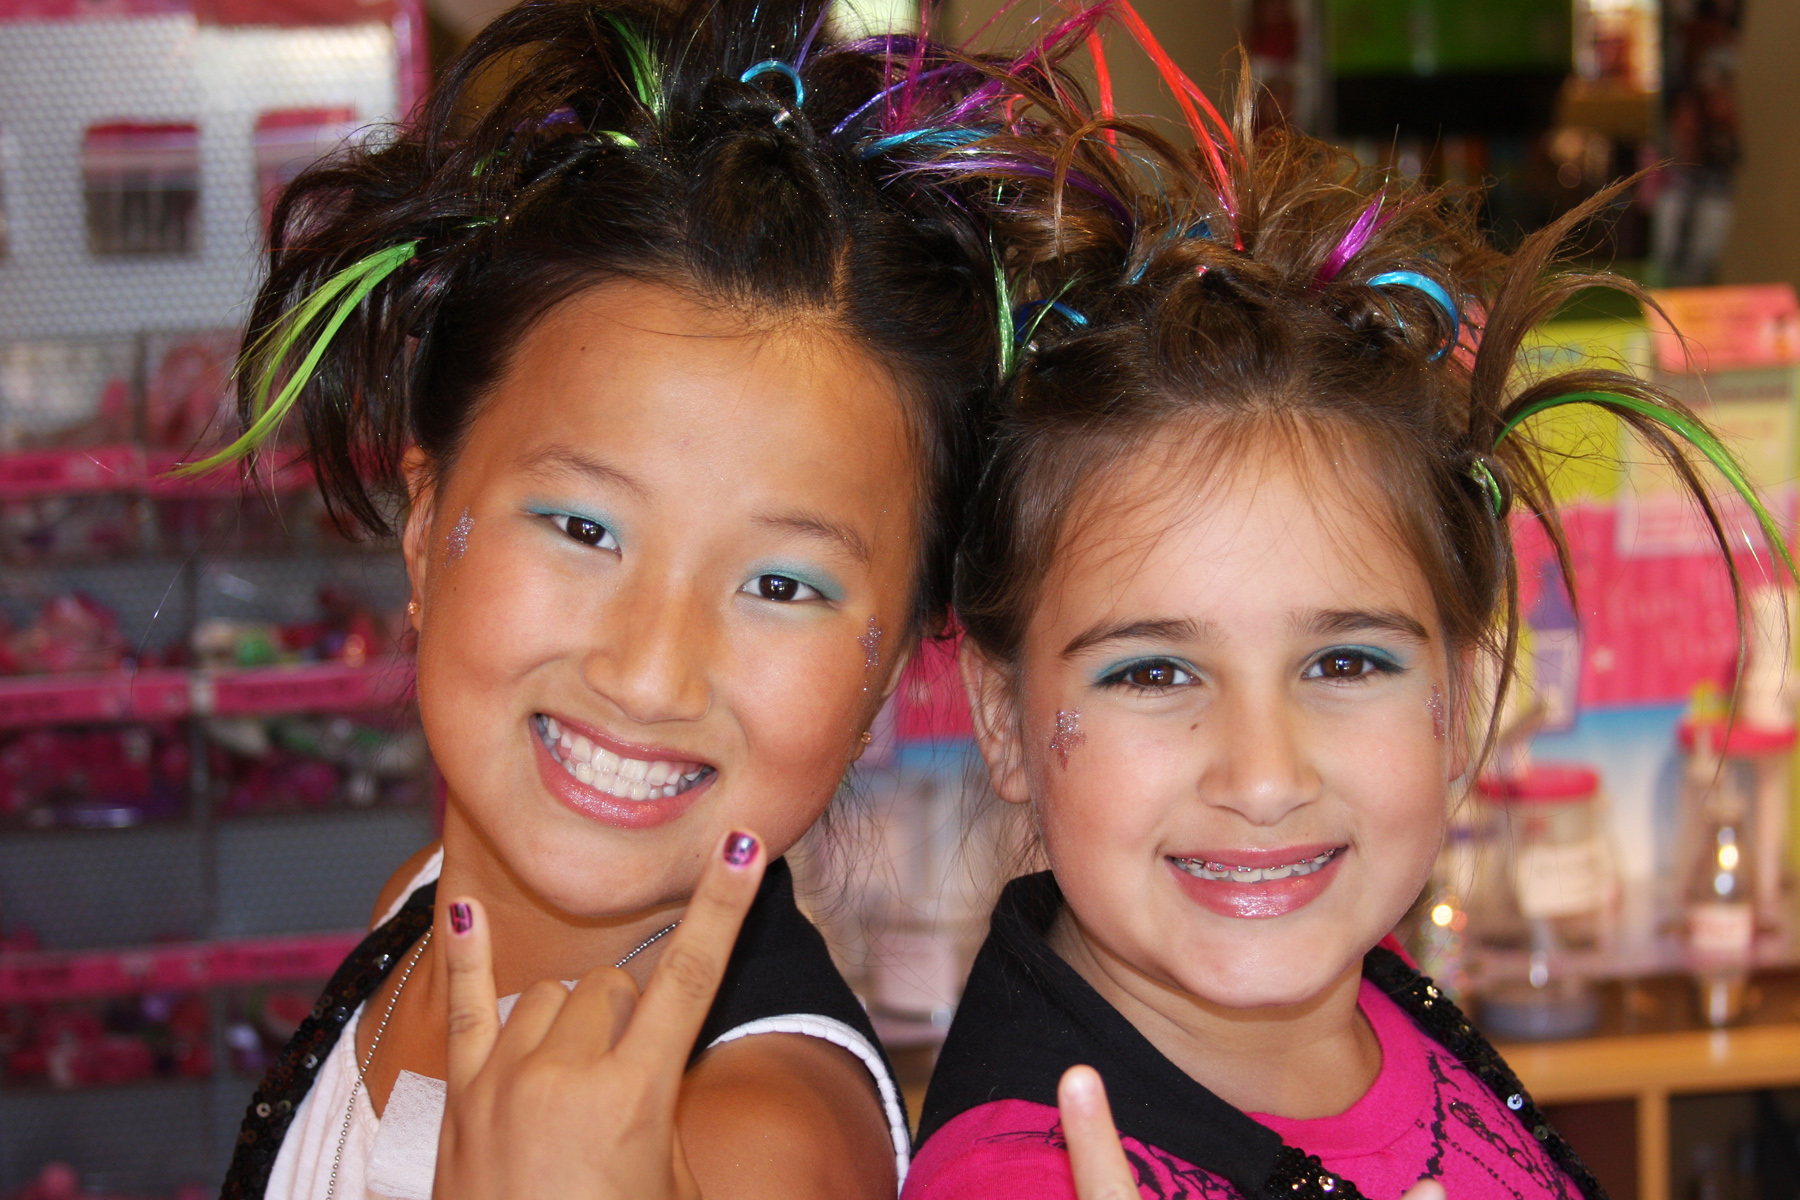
left=1295, top=608, right=1431, bottom=644
left=515, top=444, right=649, bottom=499
left=1062, top=617, right=1209, bottom=660
left=754, top=511, right=872, bottom=566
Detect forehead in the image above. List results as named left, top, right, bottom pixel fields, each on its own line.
left=455, top=279, right=919, bottom=506
left=1044, top=426, right=1440, bottom=631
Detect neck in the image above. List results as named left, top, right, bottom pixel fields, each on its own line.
left=435, top=810, right=692, bottom=995
left=1047, top=908, right=1379, bottom=1120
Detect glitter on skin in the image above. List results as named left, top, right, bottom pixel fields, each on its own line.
left=447, top=508, right=474, bottom=561
left=1049, top=709, right=1086, bottom=769
left=858, top=616, right=882, bottom=691
left=1427, top=683, right=1446, bottom=742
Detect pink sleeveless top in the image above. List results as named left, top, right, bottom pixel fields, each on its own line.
left=904, top=980, right=1582, bottom=1200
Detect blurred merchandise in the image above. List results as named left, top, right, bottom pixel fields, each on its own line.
left=142, top=330, right=240, bottom=453
left=0, top=725, right=188, bottom=828
left=222, top=985, right=318, bottom=1077
left=0, top=340, right=136, bottom=452
left=0, top=594, right=129, bottom=677
left=0, top=991, right=210, bottom=1088
left=0, top=0, right=423, bottom=1190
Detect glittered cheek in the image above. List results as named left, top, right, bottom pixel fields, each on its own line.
left=857, top=618, right=883, bottom=691
left=445, top=508, right=474, bottom=562
left=1427, top=684, right=1446, bottom=742
left=1049, top=709, right=1085, bottom=769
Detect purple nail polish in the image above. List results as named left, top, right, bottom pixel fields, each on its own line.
left=450, top=902, right=472, bottom=934
left=723, top=832, right=758, bottom=867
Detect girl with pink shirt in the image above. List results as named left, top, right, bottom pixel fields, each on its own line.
left=903, top=48, right=1788, bottom=1200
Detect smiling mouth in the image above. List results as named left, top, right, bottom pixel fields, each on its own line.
left=534, top=714, right=714, bottom=802
left=1169, top=847, right=1342, bottom=884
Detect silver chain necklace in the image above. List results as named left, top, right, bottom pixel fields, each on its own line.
left=323, top=917, right=682, bottom=1200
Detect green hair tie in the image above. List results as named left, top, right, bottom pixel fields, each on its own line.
left=175, top=240, right=420, bottom=477
left=1496, top=389, right=1797, bottom=582
left=1467, top=457, right=1503, bottom=519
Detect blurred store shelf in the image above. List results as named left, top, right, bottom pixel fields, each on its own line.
left=0, top=445, right=311, bottom=500
left=0, top=659, right=414, bottom=729
left=0, top=929, right=361, bottom=1003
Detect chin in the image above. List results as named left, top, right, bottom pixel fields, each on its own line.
left=1169, top=924, right=1369, bottom=1012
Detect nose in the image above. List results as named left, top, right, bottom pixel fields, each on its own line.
left=581, top=569, right=714, bottom=726
left=1196, top=680, right=1322, bottom=826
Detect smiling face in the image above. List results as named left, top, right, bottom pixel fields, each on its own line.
left=968, top=425, right=1459, bottom=1012
left=404, top=281, right=920, bottom=920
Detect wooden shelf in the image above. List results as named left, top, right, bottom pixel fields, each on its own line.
left=1504, top=1021, right=1800, bottom=1200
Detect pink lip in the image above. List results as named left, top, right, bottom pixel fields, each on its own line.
left=1166, top=845, right=1345, bottom=920
left=531, top=717, right=714, bottom=830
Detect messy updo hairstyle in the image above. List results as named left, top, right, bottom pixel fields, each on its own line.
left=945, top=44, right=1788, bottom=756
left=221, top=0, right=1007, bottom=634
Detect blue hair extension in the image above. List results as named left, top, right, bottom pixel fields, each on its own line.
left=859, top=125, right=991, bottom=159
left=740, top=59, right=805, bottom=108
left=1012, top=299, right=1087, bottom=345
left=1367, top=270, right=1460, bottom=361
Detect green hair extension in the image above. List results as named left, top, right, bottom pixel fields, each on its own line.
left=1498, top=390, right=1798, bottom=582
left=175, top=240, right=420, bottom=477
left=993, top=250, right=1016, bottom=380
left=603, top=13, right=664, bottom=120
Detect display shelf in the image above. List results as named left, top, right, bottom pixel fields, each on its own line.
left=0, top=446, right=310, bottom=500
left=0, top=659, right=415, bottom=729
left=0, top=930, right=362, bottom=1004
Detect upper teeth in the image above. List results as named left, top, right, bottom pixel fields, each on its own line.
left=538, top=715, right=708, bottom=802
left=1171, top=850, right=1338, bottom=883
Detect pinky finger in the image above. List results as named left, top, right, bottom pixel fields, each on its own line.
left=1058, top=1065, right=1139, bottom=1200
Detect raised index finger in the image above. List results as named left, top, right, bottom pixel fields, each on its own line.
left=1058, top=1065, right=1140, bottom=1200
left=618, top=829, right=765, bottom=1076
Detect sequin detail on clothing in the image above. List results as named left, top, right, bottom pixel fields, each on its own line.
left=1049, top=710, right=1085, bottom=769
left=1428, top=684, right=1446, bottom=741
left=447, top=509, right=473, bottom=561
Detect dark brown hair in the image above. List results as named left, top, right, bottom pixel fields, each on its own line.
left=950, top=69, right=1769, bottom=752
left=238, top=0, right=1009, bottom=633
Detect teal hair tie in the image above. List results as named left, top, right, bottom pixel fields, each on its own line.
left=1368, top=270, right=1460, bottom=361
left=741, top=60, right=805, bottom=110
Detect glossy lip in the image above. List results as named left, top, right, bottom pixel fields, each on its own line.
left=1165, top=844, right=1346, bottom=920
left=531, top=714, right=715, bottom=830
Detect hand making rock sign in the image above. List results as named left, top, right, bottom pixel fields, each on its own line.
left=432, top=829, right=768, bottom=1200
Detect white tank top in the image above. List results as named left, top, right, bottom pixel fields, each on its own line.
left=263, top=849, right=909, bottom=1199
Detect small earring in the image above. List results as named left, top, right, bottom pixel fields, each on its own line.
left=407, top=599, right=420, bottom=618
left=858, top=730, right=873, bottom=745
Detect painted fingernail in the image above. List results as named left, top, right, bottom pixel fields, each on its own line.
left=449, top=902, right=472, bottom=935
left=723, top=832, right=758, bottom=867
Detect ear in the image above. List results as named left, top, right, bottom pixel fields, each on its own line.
left=399, top=448, right=438, bottom=633
left=959, top=639, right=1031, bottom=805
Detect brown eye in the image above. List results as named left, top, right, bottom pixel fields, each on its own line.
left=550, top=514, right=617, bottom=549
left=1319, top=652, right=1365, bottom=679
left=741, top=574, right=821, bottom=603
left=1106, top=659, right=1194, bottom=690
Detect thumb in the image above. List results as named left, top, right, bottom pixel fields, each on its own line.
left=1057, top=1065, right=1138, bottom=1200
left=440, top=897, right=499, bottom=1095
left=1402, top=1179, right=1446, bottom=1200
